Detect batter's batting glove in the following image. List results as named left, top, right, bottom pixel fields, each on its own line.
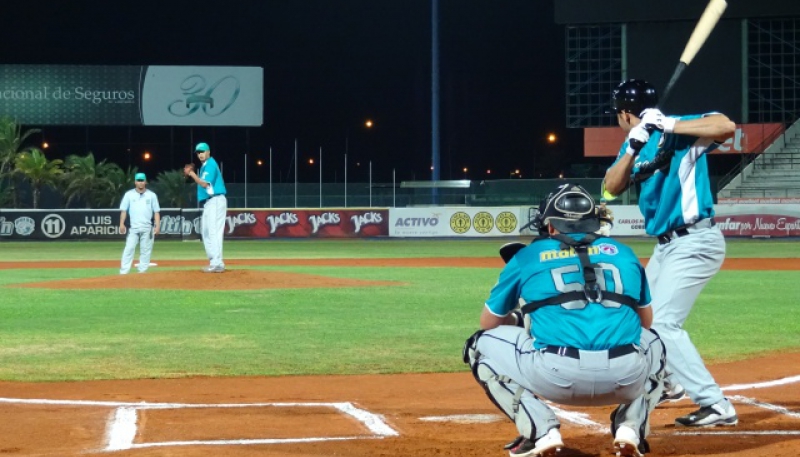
left=640, top=108, right=677, bottom=133
left=626, top=123, right=651, bottom=156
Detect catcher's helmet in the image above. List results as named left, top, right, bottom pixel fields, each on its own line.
left=535, top=183, right=600, bottom=234
left=611, top=79, right=658, bottom=117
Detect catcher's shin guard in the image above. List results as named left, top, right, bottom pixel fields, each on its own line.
left=463, top=330, right=537, bottom=440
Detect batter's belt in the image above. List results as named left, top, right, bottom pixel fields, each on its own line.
left=542, top=344, right=637, bottom=360
left=657, top=217, right=716, bottom=245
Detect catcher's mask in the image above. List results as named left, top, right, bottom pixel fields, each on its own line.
left=536, top=183, right=600, bottom=234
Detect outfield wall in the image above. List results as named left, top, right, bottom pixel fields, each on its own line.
left=1, top=204, right=798, bottom=240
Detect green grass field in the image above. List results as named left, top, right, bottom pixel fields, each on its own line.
left=0, top=238, right=798, bottom=382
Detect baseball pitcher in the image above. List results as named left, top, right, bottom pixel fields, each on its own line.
left=185, top=142, right=227, bottom=273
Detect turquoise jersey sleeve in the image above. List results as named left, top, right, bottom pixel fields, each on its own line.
left=485, top=257, right=522, bottom=316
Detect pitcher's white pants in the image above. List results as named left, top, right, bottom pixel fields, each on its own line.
left=202, top=195, right=226, bottom=268
left=120, top=229, right=154, bottom=274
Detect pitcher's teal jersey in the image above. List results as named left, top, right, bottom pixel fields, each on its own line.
left=485, top=234, right=650, bottom=350
left=197, top=157, right=227, bottom=202
left=612, top=113, right=720, bottom=235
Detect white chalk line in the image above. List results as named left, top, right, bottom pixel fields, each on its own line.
left=420, top=414, right=502, bottom=424
left=0, top=398, right=364, bottom=409
left=722, top=374, right=800, bottom=392
left=419, top=373, right=800, bottom=432
left=129, top=436, right=376, bottom=449
left=105, top=407, right=137, bottom=451
left=728, top=395, right=800, bottom=419
left=0, top=398, right=397, bottom=452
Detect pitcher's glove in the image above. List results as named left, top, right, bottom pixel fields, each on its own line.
left=183, top=163, right=195, bottom=176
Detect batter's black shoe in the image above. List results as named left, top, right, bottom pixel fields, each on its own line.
left=505, top=428, right=563, bottom=457
left=675, top=401, right=738, bottom=427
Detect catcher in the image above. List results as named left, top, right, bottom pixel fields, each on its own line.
left=464, top=183, right=666, bottom=457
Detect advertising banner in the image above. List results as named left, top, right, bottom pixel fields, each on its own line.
left=0, top=208, right=386, bottom=240
left=604, top=206, right=647, bottom=237
left=583, top=123, right=784, bottom=157
left=594, top=204, right=800, bottom=238
left=225, top=209, right=387, bottom=238
left=0, top=65, right=263, bottom=126
left=715, top=204, right=800, bottom=237
left=0, top=209, right=202, bottom=241
left=390, top=207, right=521, bottom=237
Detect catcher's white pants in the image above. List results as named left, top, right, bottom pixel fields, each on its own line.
left=471, top=326, right=664, bottom=441
left=120, top=228, right=154, bottom=274
left=202, top=195, right=227, bottom=268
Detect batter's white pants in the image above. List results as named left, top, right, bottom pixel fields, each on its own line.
left=120, top=229, right=154, bottom=274
left=647, top=225, right=725, bottom=408
left=202, top=195, right=227, bottom=268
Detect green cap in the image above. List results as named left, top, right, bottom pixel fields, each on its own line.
left=134, top=172, right=146, bottom=181
left=195, top=142, right=210, bottom=152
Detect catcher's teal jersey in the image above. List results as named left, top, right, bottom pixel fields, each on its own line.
left=612, top=113, right=719, bottom=236
left=197, top=157, right=227, bottom=202
left=485, top=234, right=650, bottom=350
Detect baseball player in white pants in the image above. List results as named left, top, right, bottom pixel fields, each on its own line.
left=119, top=173, right=161, bottom=274
left=185, top=142, right=227, bottom=273
left=603, top=79, right=738, bottom=427
left=201, top=194, right=227, bottom=270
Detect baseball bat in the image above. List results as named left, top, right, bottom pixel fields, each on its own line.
left=602, top=0, right=727, bottom=202
left=660, top=0, right=727, bottom=106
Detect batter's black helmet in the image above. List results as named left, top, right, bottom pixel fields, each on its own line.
left=611, top=79, right=658, bottom=116
left=539, top=183, right=600, bottom=234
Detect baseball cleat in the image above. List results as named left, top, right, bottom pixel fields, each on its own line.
left=675, top=401, right=738, bottom=427
left=613, top=425, right=643, bottom=457
left=202, top=265, right=225, bottom=273
left=658, top=382, right=686, bottom=405
left=506, top=428, right=563, bottom=457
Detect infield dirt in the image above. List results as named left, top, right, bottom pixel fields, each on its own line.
left=1, top=257, right=798, bottom=456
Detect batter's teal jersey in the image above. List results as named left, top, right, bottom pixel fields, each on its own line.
left=198, top=157, right=227, bottom=202
left=485, top=234, right=650, bottom=350
left=612, top=113, right=720, bottom=235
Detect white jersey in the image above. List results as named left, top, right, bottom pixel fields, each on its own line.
left=120, top=189, right=160, bottom=231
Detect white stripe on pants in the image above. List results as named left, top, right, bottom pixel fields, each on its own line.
left=202, top=195, right=226, bottom=268
left=120, top=229, right=154, bottom=274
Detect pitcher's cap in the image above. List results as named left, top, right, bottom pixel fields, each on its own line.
left=134, top=172, right=146, bottom=181
left=195, top=142, right=210, bottom=152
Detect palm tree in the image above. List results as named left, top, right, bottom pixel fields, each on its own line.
left=152, top=169, right=192, bottom=207
left=14, top=148, right=63, bottom=209
left=0, top=116, right=41, bottom=207
left=103, top=164, right=138, bottom=208
left=0, top=116, right=40, bottom=177
left=61, top=152, right=120, bottom=208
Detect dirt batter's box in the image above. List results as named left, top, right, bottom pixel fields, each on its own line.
left=0, top=398, right=398, bottom=451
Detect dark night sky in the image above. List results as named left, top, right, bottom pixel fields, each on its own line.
left=1, top=0, right=581, bottom=183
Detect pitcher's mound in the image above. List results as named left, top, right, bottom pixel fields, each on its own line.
left=14, top=269, right=401, bottom=290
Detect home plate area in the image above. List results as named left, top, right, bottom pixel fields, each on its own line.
left=0, top=360, right=798, bottom=456
left=0, top=398, right=397, bottom=452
